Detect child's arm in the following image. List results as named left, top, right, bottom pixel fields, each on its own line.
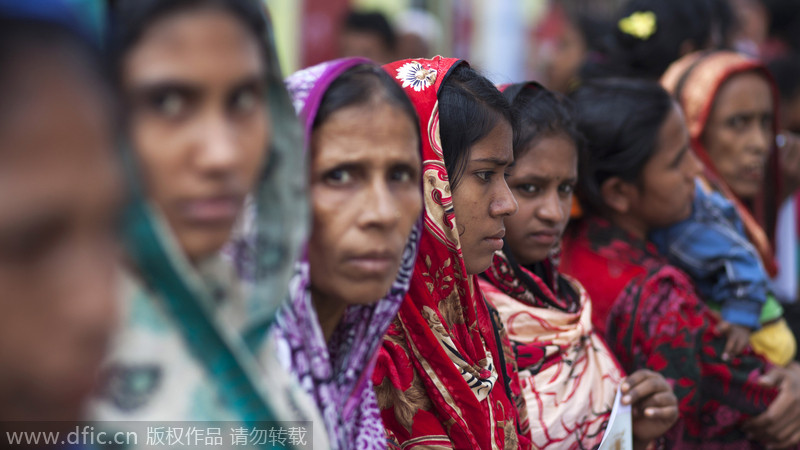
left=715, top=320, right=752, bottom=360
left=653, top=184, right=768, bottom=331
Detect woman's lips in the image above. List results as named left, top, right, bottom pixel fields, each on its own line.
left=180, top=196, right=243, bottom=225
left=528, top=230, right=559, bottom=245
left=344, top=251, right=398, bottom=278
left=484, top=229, right=505, bottom=251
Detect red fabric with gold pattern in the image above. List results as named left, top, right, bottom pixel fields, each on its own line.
left=372, top=57, right=528, bottom=449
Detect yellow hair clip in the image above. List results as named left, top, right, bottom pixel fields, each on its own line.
left=618, top=11, right=657, bottom=40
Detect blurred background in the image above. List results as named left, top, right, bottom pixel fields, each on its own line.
left=266, top=0, right=800, bottom=91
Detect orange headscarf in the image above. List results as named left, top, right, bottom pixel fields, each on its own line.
left=661, top=50, right=780, bottom=276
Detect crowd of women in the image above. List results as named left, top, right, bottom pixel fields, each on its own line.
left=3, top=0, right=800, bottom=449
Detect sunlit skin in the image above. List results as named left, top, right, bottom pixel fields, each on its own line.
left=124, top=8, right=269, bottom=262
left=505, top=134, right=577, bottom=265
left=0, top=51, right=122, bottom=421
left=308, top=100, right=421, bottom=341
left=702, top=72, right=774, bottom=200
left=451, top=120, right=518, bottom=275
left=606, top=105, right=703, bottom=240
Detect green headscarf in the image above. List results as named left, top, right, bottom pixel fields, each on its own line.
left=114, top=0, right=307, bottom=423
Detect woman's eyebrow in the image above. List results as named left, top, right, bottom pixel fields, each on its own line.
left=131, top=80, right=202, bottom=99
left=471, top=157, right=513, bottom=166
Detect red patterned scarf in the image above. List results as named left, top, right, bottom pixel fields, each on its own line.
left=372, top=57, right=527, bottom=449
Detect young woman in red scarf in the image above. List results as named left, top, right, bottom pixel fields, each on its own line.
left=560, top=78, right=800, bottom=448
left=372, top=57, right=530, bottom=449
left=480, top=82, right=679, bottom=450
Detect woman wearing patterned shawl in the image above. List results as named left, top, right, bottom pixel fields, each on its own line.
left=480, top=82, right=678, bottom=450
left=660, top=50, right=781, bottom=277
left=560, top=78, right=800, bottom=448
left=372, top=57, right=529, bottom=449
left=265, top=58, right=423, bottom=449
left=91, top=0, right=326, bottom=441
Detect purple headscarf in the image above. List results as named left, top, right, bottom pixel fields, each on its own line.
left=274, top=58, right=421, bottom=450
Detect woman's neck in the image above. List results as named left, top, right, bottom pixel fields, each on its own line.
left=607, top=211, right=648, bottom=241
left=310, top=288, right=348, bottom=343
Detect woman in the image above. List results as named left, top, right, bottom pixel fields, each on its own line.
left=263, top=58, right=422, bottom=449
left=560, top=78, right=800, bottom=448
left=0, top=0, right=121, bottom=422
left=372, top=57, right=527, bottom=449
left=92, top=0, right=325, bottom=436
left=479, top=82, right=679, bottom=449
left=661, top=50, right=780, bottom=276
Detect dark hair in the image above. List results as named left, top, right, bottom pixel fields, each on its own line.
left=109, top=0, right=267, bottom=79
left=313, top=64, right=419, bottom=142
left=503, top=83, right=582, bottom=158
left=570, top=78, right=673, bottom=216
left=584, top=0, right=715, bottom=80
left=342, top=11, right=396, bottom=51
left=767, top=56, right=800, bottom=101
left=0, top=13, right=111, bottom=118
left=438, top=63, right=516, bottom=189
left=763, top=0, right=800, bottom=52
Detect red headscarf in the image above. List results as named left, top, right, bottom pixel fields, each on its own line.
left=372, top=57, right=527, bottom=449
left=661, top=50, right=780, bottom=276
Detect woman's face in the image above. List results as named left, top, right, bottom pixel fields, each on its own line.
left=702, top=72, right=774, bottom=200
left=628, top=105, right=703, bottom=230
left=505, top=134, right=577, bottom=265
left=452, top=120, right=518, bottom=274
left=308, top=100, right=421, bottom=308
left=124, top=8, right=269, bottom=262
left=0, top=53, right=121, bottom=420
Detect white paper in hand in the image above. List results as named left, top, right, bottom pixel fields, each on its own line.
left=598, top=386, right=633, bottom=450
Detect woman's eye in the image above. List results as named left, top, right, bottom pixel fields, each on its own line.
left=476, top=171, right=493, bottom=182
left=728, top=116, right=748, bottom=131
left=152, top=91, right=186, bottom=118
left=559, top=183, right=575, bottom=195
left=517, top=184, right=537, bottom=194
left=231, top=88, right=260, bottom=114
left=390, top=168, right=413, bottom=183
left=0, top=219, right=65, bottom=265
left=325, top=169, right=352, bottom=185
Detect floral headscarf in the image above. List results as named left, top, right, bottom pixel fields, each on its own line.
left=273, top=57, right=422, bottom=450
left=661, top=50, right=780, bottom=276
left=372, top=57, right=526, bottom=449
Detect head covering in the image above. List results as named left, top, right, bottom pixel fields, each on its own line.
left=273, top=57, right=422, bottom=450
left=661, top=50, right=780, bottom=276
left=0, top=0, right=104, bottom=45
left=94, top=0, right=323, bottom=434
left=372, top=57, right=524, bottom=449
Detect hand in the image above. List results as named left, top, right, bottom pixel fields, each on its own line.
left=622, top=369, right=679, bottom=449
left=779, top=132, right=800, bottom=201
left=743, top=362, right=800, bottom=448
left=715, top=321, right=752, bottom=361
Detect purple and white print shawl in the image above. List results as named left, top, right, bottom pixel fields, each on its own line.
left=272, top=58, right=422, bottom=450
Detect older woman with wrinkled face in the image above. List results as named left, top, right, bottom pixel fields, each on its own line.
left=266, top=59, right=423, bottom=450
left=662, top=51, right=781, bottom=277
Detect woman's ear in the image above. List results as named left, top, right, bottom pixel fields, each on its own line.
left=600, top=176, right=636, bottom=214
